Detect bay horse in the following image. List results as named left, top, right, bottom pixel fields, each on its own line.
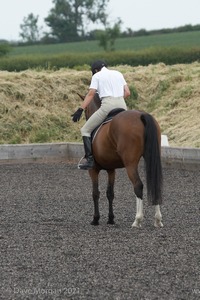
left=78, top=93, right=163, bottom=228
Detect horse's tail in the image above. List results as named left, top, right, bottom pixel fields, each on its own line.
left=140, top=113, right=163, bottom=205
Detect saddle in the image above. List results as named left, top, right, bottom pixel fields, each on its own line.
left=91, top=108, right=125, bottom=142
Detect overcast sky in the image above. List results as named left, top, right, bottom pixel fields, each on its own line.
left=0, top=0, right=200, bottom=41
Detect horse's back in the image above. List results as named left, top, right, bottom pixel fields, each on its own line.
left=110, top=110, right=144, bottom=135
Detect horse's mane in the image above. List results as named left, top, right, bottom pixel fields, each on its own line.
left=77, top=92, right=101, bottom=119
left=93, top=93, right=101, bottom=109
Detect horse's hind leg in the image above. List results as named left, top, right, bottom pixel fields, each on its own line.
left=126, top=166, right=144, bottom=228
left=154, top=205, right=163, bottom=228
left=89, top=169, right=100, bottom=225
left=132, top=197, right=144, bottom=228
left=106, top=170, right=115, bottom=224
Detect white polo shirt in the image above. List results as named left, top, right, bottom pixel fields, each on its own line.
left=89, top=67, right=127, bottom=98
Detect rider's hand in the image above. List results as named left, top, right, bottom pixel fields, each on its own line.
left=71, top=108, right=83, bottom=122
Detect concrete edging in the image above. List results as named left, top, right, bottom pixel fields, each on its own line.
left=0, top=142, right=199, bottom=170
left=0, top=143, right=84, bottom=164
left=161, top=146, right=200, bottom=170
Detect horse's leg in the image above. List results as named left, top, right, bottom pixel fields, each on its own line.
left=126, top=166, right=144, bottom=228
left=132, top=197, right=144, bottom=228
left=106, top=170, right=115, bottom=224
left=88, top=168, right=100, bottom=225
left=154, top=205, right=163, bottom=228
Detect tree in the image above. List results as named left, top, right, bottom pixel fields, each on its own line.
left=97, top=18, right=122, bottom=51
left=44, top=0, right=109, bottom=43
left=20, top=13, right=42, bottom=43
left=44, top=0, right=77, bottom=42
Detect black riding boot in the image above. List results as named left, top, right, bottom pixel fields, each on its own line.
left=78, top=136, right=94, bottom=170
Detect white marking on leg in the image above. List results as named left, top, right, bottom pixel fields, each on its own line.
left=132, top=197, right=144, bottom=228
left=154, top=205, right=163, bottom=227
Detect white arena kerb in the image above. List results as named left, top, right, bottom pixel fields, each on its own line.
left=0, top=139, right=199, bottom=171
left=161, top=135, right=169, bottom=147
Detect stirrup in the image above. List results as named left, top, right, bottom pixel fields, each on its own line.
left=77, top=156, right=85, bottom=169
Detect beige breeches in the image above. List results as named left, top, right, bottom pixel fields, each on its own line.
left=81, top=96, right=127, bottom=137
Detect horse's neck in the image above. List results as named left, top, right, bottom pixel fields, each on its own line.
left=94, top=94, right=101, bottom=108
left=88, top=98, right=100, bottom=117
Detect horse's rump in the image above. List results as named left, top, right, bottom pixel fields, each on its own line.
left=92, top=110, right=146, bottom=170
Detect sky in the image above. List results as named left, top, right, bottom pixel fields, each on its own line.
left=0, top=0, right=200, bottom=41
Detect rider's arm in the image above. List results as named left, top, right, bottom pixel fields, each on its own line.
left=124, top=84, right=131, bottom=99
left=81, top=88, right=97, bottom=110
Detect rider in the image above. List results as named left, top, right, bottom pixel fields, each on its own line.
left=71, top=60, right=131, bottom=170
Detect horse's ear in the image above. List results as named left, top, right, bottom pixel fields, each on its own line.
left=77, top=93, right=85, bottom=100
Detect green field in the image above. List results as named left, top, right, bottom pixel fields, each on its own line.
left=10, top=31, right=200, bottom=57
left=1, top=30, right=199, bottom=72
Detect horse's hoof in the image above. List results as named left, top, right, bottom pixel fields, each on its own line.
left=154, top=220, right=164, bottom=228
left=91, top=220, right=99, bottom=226
left=107, top=220, right=115, bottom=225
left=131, top=221, right=142, bottom=228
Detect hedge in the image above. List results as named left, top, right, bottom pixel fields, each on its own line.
left=0, top=47, right=200, bottom=71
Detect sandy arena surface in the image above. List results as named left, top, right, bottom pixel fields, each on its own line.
left=0, top=162, right=199, bottom=300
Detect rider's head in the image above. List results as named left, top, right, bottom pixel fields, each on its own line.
left=91, top=60, right=107, bottom=75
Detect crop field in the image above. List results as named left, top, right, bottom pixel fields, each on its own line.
left=9, top=30, right=200, bottom=57
left=0, top=31, right=199, bottom=72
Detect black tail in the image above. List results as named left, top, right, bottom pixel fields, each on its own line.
left=141, top=113, right=163, bottom=205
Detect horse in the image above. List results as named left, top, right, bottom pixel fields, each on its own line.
left=77, top=93, right=163, bottom=228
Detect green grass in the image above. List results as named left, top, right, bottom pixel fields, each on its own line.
left=9, top=31, right=200, bottom=57
left=115, top=31, right=200, bottom=50
left=10, top=40, right=101, bottom=56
